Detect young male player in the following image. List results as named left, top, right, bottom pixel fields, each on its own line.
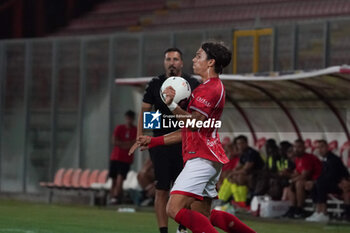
left=132, top=42, right=255, bottom=233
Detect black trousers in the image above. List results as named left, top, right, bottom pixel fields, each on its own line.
left=311, top=176, right=341, bottom=203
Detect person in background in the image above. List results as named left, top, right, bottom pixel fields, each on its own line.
left=283, top=139, right=322, bottom=219
left=305, top=140, right=349, bottom=222
left=228, top=135, right=264, bottom=206
left=109, top=110, right=137, bottom=204
left=339, top=178, right=350, bottom=221
left=217, top=137, right=241, bottom=203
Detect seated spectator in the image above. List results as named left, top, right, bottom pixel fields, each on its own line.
left=228, top=135, right=264, bottom=205
left=263, top=140, right=295, bottom=200
left=265, top=139, right=281, bottom=174
left=217, top=138, right=241, bottom=202
left=283, top=139, right=322, bottom=219
left=278, top=141, right=296, bottom=178
left=305, top=140, right=350, bottom=222
left=339, top=178, right=350, bottom=221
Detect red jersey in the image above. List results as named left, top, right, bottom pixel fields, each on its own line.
left=295, top=153, right=322, bottom=180
left=182, top=77, right=229, bottom=164
left=110, top=124, right=137, bottom=163
left=222, top=156, right=240, bottom=171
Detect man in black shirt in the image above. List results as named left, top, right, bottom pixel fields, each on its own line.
left=305, top=140, right=349, bottom=222
left=228, top=135, right=264, bottom=204
left=137, top=48, right=199, bottom=233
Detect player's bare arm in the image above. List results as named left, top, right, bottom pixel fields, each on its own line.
left=128, top=130, right=181, bottom=155
left=137, top=102, right=152, bottom=137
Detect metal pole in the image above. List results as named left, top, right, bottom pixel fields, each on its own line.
left=108, top=37, right=116, bottom=158
left=292, top=24, right=299, bottom=70
left=323, top=21, right=330, bottom=68
left=23, top=41, right=33, bottom=193
left=77, top=40, right=86, bottom=169
left=272, top=27, right=278, bottom=71
left=49, top=41, right=58, bottom=180
left=0, top=43, right=6, bottom=191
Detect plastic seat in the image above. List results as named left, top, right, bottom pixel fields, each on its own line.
left=340, top=141, right=350, bottom=168
left=71, top=168, right=82, bottom=188
left=97, top=170, right=109, bottom=184
left=255, top=137, right=267, bottom=150
left=87, top=169, right=100, bottom=188
left=79, top=169, right=91, bottom=188
left=62, top=168, right=74, bottom=188
left=40, top=168, right=65, bottom=187
left=328, top=140, right=338, bottom=153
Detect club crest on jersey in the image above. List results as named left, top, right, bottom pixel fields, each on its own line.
left=143, top=110, right=161, bottom=129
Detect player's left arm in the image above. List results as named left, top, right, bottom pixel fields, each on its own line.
left=128, top=130, right=182, bottom=155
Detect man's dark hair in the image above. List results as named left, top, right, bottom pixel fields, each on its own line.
left=201, top=41, right=232, bottom=74
left=280, top=141, right=292, bottom=157
left=236, top=135, right=248, bottom=143
left=317, top=139, right=328, bottom=146
left=294, top=139, right=304, bottom=144
left=125, top=110, right=135, bottom=119
left=164, top=48, right=183, bottom=60
left=280, top=141, right=292, bottom=151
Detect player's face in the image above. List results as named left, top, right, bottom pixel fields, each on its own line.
left=286, top=147, right=294, bottom=159
left=293, top=142, right=305, bottom=157
left=236, top=139, right=248, bottom=153
left=125, top=116, right=134, bottom=126
left=192, top=48, right=211, bottom=76
left=164, top=51, right=183, bottom=77
left=316, top=142, right=328, bottom=157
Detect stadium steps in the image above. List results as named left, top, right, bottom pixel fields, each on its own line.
left=144, top=0, right=350, bottom=31
left=52, top=0, right=168, bottom=36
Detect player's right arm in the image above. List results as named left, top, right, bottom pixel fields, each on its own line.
left=137, top=102, right=152, bottom=137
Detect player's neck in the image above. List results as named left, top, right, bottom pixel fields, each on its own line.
left=201, top=71, right=218, bottom=82
left=125, top=123, right=133, bottom=128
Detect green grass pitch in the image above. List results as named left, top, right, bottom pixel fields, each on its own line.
left=0, top=199, right=349, bottom=233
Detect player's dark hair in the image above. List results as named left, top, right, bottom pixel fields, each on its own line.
left=164, top=48, right=183, bottom=60
left=125, top=110, right=135, bottom=119
left=236, top=135, right=248, bottom=143
left=201, top=41, right=232, bottom=74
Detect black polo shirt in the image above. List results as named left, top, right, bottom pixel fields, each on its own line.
left=318, top=152, right=349, bottom=183
left=240, top=147, right=265, bottom=171
left=143, top=73, right=200, bottom=137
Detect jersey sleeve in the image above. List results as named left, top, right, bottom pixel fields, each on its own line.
left=189, top=89, right=217, bottom=118
left=143, top=79, right=155, bottom=104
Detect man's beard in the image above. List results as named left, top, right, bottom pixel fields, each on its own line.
left=168, top=66, right=178, bottom=77
left=169, top=69, right=176, bottom=76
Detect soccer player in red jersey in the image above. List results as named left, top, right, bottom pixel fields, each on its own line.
left=130, top=42, right=255, bottom=233
left=109, top=110, right=137, bottom=204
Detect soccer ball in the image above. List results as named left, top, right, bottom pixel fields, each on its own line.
left=160, top=76, right=191, bottom=104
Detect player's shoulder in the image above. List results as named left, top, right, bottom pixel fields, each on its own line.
left=148, top=74, right=166, bottom=85
left=204, top=78, right=224, bottom=93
